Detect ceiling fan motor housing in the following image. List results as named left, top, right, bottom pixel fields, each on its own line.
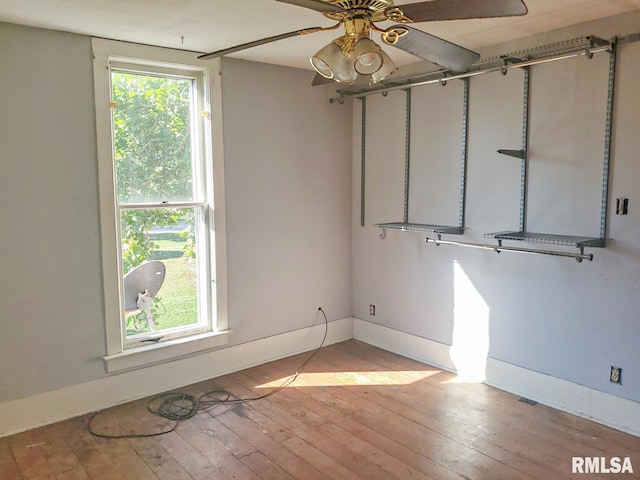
left=322, top=0, right=395, bottom=21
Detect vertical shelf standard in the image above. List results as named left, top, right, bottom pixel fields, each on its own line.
left=360, top=96, right=366, bottom=227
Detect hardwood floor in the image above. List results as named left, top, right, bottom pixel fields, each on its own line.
left=1, top=340, right=638, bottom=479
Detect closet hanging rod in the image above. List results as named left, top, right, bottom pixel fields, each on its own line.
left=334, top=43, right=612, bottom=101
left=425, top=237, right=593, bottom=263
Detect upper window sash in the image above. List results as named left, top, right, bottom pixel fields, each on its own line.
left=110, top=65, right=206, bottom=206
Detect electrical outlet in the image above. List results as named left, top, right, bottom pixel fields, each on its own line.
left=610, top=366, right=622, bottom=384
left=616, top=198, right=629, bottom=215
left=369, top=304, right=375, bottom=316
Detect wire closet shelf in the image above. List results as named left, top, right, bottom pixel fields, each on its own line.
left=349, top=33, right=640, bottom=263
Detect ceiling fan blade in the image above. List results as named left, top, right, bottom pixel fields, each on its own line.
left=198, top=27, right=323, bottom=60
left=392, top=0, right=527, bottom=23
left=311, top=73, right=334, bottom=86
left=275, top=0, right=347, bottom=14
left=384, top=25, right=480, bottom=72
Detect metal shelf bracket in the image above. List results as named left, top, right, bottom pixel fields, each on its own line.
left=497, top=149, right=526, bottom=159
left=500, top=56, right=523, bottom=75
left=586, top=36, right=612, bottom=59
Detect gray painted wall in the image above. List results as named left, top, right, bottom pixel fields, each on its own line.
left=0, top=23, right=352, bottom=403
left=0, top=24, right=106, bottom=400
left=221, top=57, right=353, bottom=345
left=352, top=11, right=640, bottom=403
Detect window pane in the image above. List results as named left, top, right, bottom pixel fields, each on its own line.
left=112, top=71, right=194, bottom=203
left=120, top=207, right=201, bottom=338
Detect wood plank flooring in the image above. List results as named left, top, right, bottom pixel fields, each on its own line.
left=2, top=340, right=639, bottom=479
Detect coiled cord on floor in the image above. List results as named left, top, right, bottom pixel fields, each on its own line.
left=88, top=307, right=329, bottom=439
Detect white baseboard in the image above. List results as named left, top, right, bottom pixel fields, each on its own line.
left=353, top=318, right=640, bottom=438
left=0, top=317, right=353, bottom=438
left=353, top=318, right=457, bottom=373
left=5, top=316, right=639, bottom=439
left=485, top=359, right=640, bottom=438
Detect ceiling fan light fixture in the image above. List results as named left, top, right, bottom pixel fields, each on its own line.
left=310, top=40, right=344, bottom=79
left=353, top=37, right=383, bottom=75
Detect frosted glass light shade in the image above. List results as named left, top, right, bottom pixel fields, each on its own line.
left=370, top=48, right=396, bottom=83
left=310, top=41, right=344, bottom=79
left=353, top=37, right=383, bottom=75
left=333, top=55, right=358, bottom=84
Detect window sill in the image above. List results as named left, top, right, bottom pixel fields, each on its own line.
left=103, top=330, right=230, bottom=373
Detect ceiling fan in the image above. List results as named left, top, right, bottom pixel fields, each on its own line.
left=199, top=0, right=528, bottom=86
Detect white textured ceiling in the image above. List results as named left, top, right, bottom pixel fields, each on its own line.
left=1, top=0, right=639, bottom=70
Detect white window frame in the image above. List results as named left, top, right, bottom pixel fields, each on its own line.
left=92, top=38, right=229, bottom=373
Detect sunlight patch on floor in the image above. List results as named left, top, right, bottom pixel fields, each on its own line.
left=255, top=369, right=442, bottom=388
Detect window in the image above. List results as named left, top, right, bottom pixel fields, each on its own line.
left=93, top=39, right=228, bottom=372
left=112, top=65, right=209, bottom=345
